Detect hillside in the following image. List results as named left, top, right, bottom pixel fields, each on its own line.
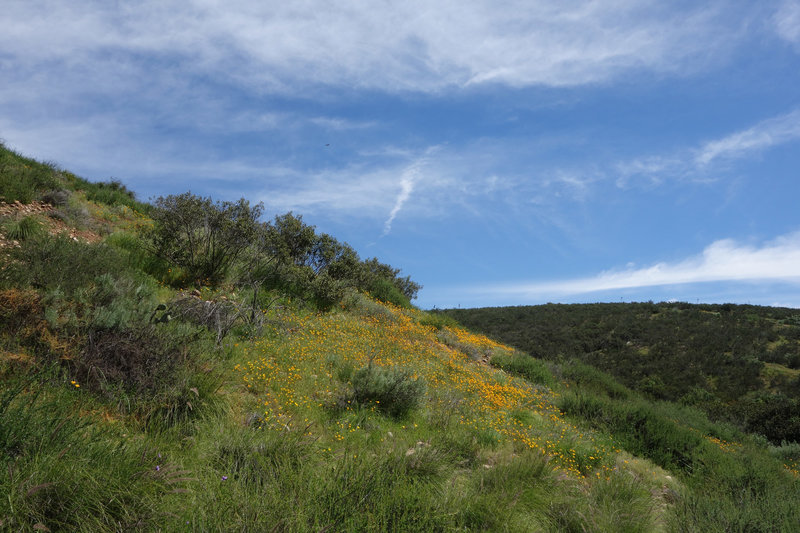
left=1, top=144, right=799, bottom=531
left=441, top=303, right=800, bottom=445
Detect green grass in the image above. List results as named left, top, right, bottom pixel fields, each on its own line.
left=2, top=215, right=46, bottom=241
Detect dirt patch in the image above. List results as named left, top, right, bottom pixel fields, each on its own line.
left=0, top=200, right=102, bottom=248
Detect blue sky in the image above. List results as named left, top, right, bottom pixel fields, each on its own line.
left=2, top=1, right=800, bottom=309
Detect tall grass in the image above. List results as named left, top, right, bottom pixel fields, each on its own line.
left=0, top=145, right=60, bottom=203
left=0, top=369, right=185, bottom=531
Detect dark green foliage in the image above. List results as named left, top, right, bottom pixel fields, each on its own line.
left=345, top=365, right=425, bottom=418
left=731, top=392, right=800, bottom=444
left=148, top=192, right=263, bottom=287
left=360, top=257, right=421, bottom=302
left=237, top=211, right=420, bottom=313
left=366, top=276, right=411, bottom=307
left=490, top=351, right=554, bottom=386
left=445, top=302, right=800, bottom=443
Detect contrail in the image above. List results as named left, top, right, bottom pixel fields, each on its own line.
left=381, top=146, right=440, bottom=236
left=382, top=166, right=418, bottom=236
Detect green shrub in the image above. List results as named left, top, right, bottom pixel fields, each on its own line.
left=490, top=352, right=554, bottom=386
left=2, top=215, right=46, bottom=241
left=1, top=233, right=126, bottom=295
left=343, top=364, right=425, bottom=418
left=81, top=179, right=139, bottom=208
left=148, top=192, right=262, bottom=287
left=368, top=277, right=412, bottom=308
left=768, top=440, right=800, bottom=462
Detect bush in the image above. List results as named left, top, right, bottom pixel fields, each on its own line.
left=77, top=324, right=185, bottom=397
left=2, top=215, right=46, bottom=241
left=367, top=277, right=412, bottom=308
left=148, top=193, right=262, bottom=287
left=1, top=234, right=126, bottom=295
left=343, top=365, right=425, bottom=419
left=40, top=189, right=71, bottom=207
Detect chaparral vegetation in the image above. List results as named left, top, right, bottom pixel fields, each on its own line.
left=1, top=143, right=798, bottom=531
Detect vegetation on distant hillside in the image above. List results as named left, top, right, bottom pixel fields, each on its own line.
left=1, top=144, right=799, bottom=531
left=442, top=302, right=800, bottom=444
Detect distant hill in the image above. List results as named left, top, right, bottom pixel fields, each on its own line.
left=441, top=302, right=800, bottom=444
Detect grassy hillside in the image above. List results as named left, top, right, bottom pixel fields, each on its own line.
left=1, top=144, right=799, bottom=531
left=441, top=303, right=800, bottom=445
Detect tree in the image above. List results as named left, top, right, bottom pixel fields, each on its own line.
left=148, top=192, right=262, bottom=287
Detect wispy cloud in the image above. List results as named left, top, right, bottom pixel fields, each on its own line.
left=1, top=1, right=752, bottom=95
left=775, top=0, right=800, bottom=48
left=695, top=108, right=800, bottom=166
left=478, top=232, right=800, bottom=299
left=616, top=108, right=800, bottom=186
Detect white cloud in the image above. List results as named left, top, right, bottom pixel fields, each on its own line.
left=775, top=0, right=800, bottom=47
left=480, top=232, right=800, bottom=299
left=0, top=0, right=750, bottom=95
left=695, top=109, right=800, bottom=166
left=616, top=108, right=800, bottom=186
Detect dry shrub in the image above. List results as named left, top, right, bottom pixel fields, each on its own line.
left=168, top=294, right=247, bottom=344
left=78, top=325, right=186, bottom=397
left=0, top=289, right=43, bottom=332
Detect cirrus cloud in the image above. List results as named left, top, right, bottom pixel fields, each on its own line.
left=477, top=232, right=800, bottom=300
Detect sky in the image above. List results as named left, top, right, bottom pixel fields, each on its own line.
left=2, top=1, right=800, bottom=309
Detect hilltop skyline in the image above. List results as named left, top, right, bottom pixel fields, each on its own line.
left=2, top=1, right=800, bottom=308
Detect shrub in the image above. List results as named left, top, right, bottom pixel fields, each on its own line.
left=77, top=325, right=185, bottom=397
left=2, top=215, right=46, bottom=242
left=310, top=272, right=346, bottom=311
left=40, top=189, right=71, bottom=207
left=367, top=277, right=412, bottom=308
left=1, top=234, right=125, bottom=295
left=167, top=293, right=245, bottom=345
left=148, top=192, right=262, bottom=287
left=343, top=365, right=425, bottom=418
